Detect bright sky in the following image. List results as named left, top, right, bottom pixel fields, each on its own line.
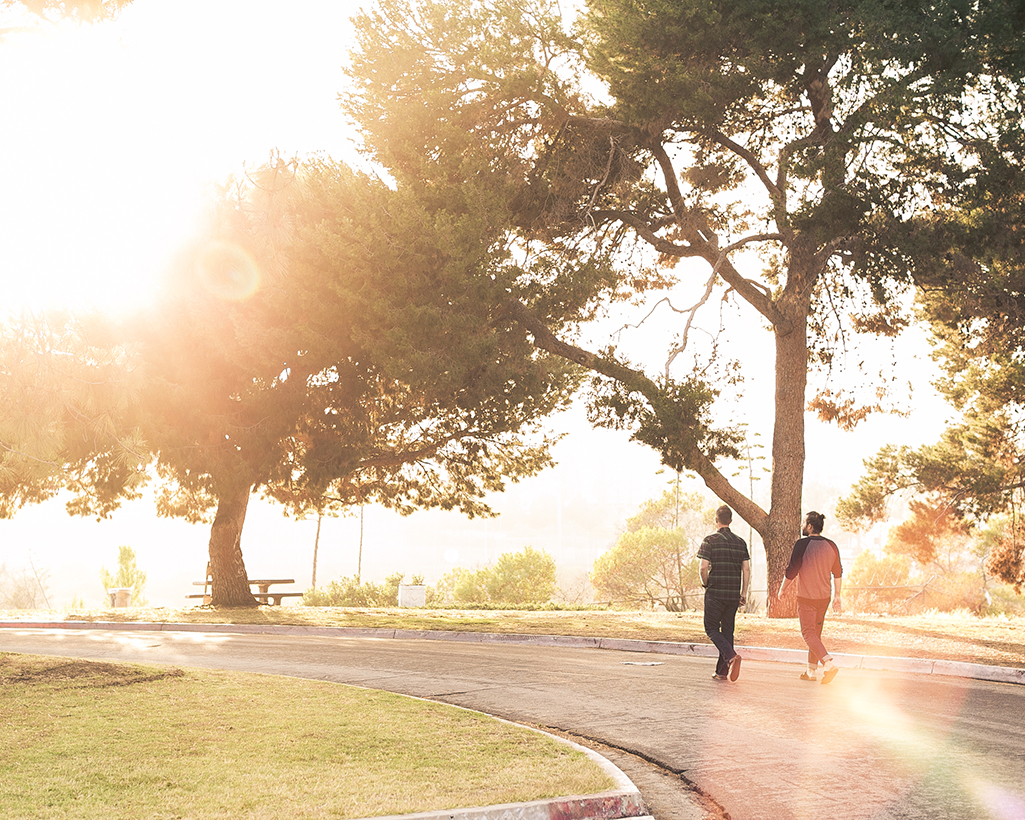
left=0, top=0, right=362, bottom=314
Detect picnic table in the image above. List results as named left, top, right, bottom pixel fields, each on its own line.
left=187, top=577, right=303, bottom=606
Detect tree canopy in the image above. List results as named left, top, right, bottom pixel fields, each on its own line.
left=840, top=249, right=1025, bottom=594
left=125, top=162, right=583, bottom=605
left=0, top=159, right=581, bottom=606
left=1, top=0, right=130, bottom=33
left=334, top=0, right=1025, bottom=614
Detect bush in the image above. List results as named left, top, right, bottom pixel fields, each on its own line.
left=431, top=548, right=557, bottom=607
left=487, top=547, right=556, bottom=605
left=302, top=572, right=406, bottom=607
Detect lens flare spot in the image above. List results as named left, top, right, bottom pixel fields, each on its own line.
left=970, top=780, right=1025, bottom=820
left=195, top=240, right=260, bottom=301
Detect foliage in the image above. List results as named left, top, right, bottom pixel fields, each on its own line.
left=838, top=321, right=1025, bottom=592
left=431, top=567, right=490, bottom=607
left=590, top=490, right=713, bottom=609
left=0, top=0, right=130, bottom=30
left=844, top=501, right=1004, bottom=614
left=487, top=546, right=557, bottom=605
left=430, top=547, right=558, bottom=607
left=885, top=501, right=975, bottom=572
left=98, top=545, right=148, bottom=607
left=339, top=0, right=1025, bottom=616
left=0, top=561, right=50, bottom=609
left=0, top=312, right=148, bottom=520
left=0, top=155, right=582, bottom=606
left=302, top=572, right=407, bottom=607
left=844, top=550, right=912, bottom=614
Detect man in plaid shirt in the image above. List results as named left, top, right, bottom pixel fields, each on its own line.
left=697, top=505, right=751, bottom=681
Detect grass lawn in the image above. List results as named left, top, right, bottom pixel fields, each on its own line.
left=8, top=605, right=1021, bottom=669
left=0, top=654, right=613, bottom=820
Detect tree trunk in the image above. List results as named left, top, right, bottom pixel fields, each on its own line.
left=765, top=291, right=811, bottom=618
left=208, top=483, right=259, bottom=607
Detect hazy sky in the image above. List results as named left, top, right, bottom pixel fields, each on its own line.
left=0, top=0, right=950, bottom=609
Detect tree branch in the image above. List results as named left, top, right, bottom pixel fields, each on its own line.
left=501, top=298, right=769, bottom=535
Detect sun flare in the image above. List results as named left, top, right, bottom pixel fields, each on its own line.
left=0, top=20, right=212, bottom=316
left=0, top=1, right=357, bottom=318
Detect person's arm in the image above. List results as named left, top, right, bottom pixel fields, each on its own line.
left=699, top=558, right=711, bottom=588
left=832, top=575, right=843, bottom=613
left=777, top=539, right=805, bottom=600
left=740, top=559, right=750, bottom=606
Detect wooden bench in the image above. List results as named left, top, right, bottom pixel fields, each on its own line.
left=187, top=577, right=302, bottom=606
left=253, top=591, right=304, bottom=606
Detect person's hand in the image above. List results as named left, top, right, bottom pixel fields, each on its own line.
left=739, top=595, right=747, bottom=608
left=833, top=598, right=843, bottom=614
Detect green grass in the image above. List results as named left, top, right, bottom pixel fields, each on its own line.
left=0, top=654, right=613, bottom=820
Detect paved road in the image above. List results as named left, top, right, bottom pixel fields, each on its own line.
left=2, top=626, right=1023, bottom=820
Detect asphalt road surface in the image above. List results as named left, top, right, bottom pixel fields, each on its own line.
left=1, top=626, right=1023, bottom=820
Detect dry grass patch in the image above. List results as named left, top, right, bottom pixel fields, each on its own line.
left=0, top=654, right=613, bottom=820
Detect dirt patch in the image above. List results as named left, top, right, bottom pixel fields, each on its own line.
left=0, top=654, right=185, bottom=688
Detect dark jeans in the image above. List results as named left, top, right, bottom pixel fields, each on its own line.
left=704, top=594, right=739, bottom=676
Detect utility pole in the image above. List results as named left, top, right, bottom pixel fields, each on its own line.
left=311, top=513, right=322, bottom=590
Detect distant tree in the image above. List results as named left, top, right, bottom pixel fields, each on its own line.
left=627, top=488, right=713, bottom=540
left=432, top=567, right=487, bottom=607
left=844, top=551, right=912, bottom=614
left=591, top=490, right=712, bottom=609
left=885, top=502, right=974, bottom=576
left=430, top=549, right=556, bottom=607
left=0, top=561, right=50, bottom=610
left=99, top=545, right=147, bottom=606
left=487, top=546, right=556, bottom=605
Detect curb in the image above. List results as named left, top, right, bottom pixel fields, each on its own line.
left=1, top=619, right=1022, bottom=685
left=360, top=712, right=650, bottom=820
left=366, top=737, right=648, bottom=820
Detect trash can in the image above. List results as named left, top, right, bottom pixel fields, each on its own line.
left=107, top=587, right=133, bottom=608
left=397, top=584, right=426, bottom=608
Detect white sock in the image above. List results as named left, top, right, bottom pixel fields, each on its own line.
left=822, top=657, right=835, bottom=671
left=807, top=665, right=818, bottom=678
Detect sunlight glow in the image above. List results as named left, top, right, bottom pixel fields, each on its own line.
left=969, top=779, right=1025, bottom=820
left=0, top=1, right=358, bottom=317
left=0, top=20, right=208, bottom=315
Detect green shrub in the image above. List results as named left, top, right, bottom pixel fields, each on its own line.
left=302, top=572, right=406, bottom=607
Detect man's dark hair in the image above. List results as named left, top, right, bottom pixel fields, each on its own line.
left=805, top=511, right=825, bottom=534
left=716, top=505, right=733, bottom=525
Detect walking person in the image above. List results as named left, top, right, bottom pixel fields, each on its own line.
left=698, top=505, right=751, bottom=681
left=778, top=510, right=843, bottom=684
